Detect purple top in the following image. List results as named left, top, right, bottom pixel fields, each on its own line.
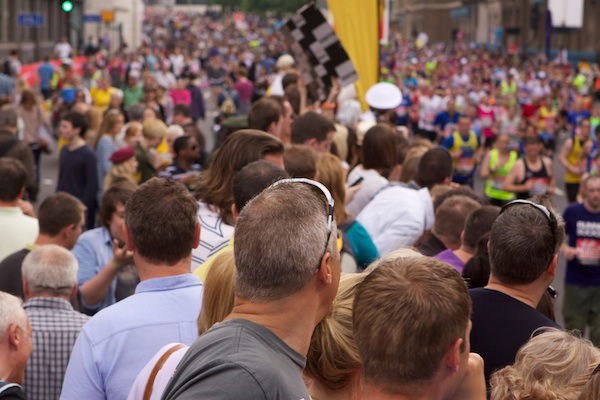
left=434, top=249, right=465, bottom=273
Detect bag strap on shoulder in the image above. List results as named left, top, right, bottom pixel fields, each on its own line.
left=143, top=343, right=187, bottom=400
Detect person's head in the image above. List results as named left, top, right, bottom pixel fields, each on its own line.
left=97, top=110, right=124, bottom=141
left=461, top=205, right=500, bottom=251
left=22, top=245, right=78, bottom=300
left=457, top=115, right=472, bottom=136
left=494, top=133, right=511, bottom=153
left=283, top=144, right=317, bottom=179
left=234, top=179, right=340, bottom=315
left=142, top=118, right=167, bottom=148
left=0, top=106, right=18, bottom=132
left=523, top=135, right=543, bottom=158
left=0, top=158, right=27, bottom=203
left=127, top=71, right=139, bottom=87
left=447, top=98, right=456, bottom=113
left=99, top=184, right=135, bottom=242
left=59, top=111, right=88, bottom=140
left=291, top=111, right=336, bottom=153
left=197, top=130, right=284, bottom=220
left=37, top=193, right=86, bottom=249
left=353, top=257, right=471, bottom=396
left=19, top=89, right=38, bottom=109
left=109, top=89, right=123, bottom=108
left=489, top=200, right=564, bottom=286
left=462, top=233, right=491, bottom=288
left=127, top=103, right=146, bottom=123
left=197, top=248, right=236, bottom=335
left=232, top=160, right=289, bottom=218
left=124, top=121, right=143, bottom=147
left=415, top=147, right=453, bottom=189
left=361, top=124, right=397, bottom=177
left=247, top=97, right=284, bottom=136
left=316, top=152, right=349, bottom=223
left=433, top=195, right=482, bottom=249
left=306, top=273, right=364, bottom=395
left=173, top=135, right=198, bottom=163
left=581, top=175, right=600, bottom=211
left=491, top=329, right=600, bottom=400
left=579, top=372, right=600, bottom=400
left=125, top=178, right=199, bottom=266
left=579, top=118, right=592, bottom=140
left=0, top=292, right=31, bottom=385
left=173, top=104, right=192, bottom=126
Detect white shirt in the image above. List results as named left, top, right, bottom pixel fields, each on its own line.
left=0, top=207, right=38, bottom=261
left=357, top=185, right=434, bottom=256
left=54, top=42, right=72, bottom=60
left=346, top=165, right=388, bottom=217
left=191, top=201, right=234, bottom=271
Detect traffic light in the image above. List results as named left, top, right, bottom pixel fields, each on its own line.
left=61, top=0, right=74, bottom=12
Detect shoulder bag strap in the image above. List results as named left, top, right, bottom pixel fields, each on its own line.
left=143, top=344, right=187, bottom=400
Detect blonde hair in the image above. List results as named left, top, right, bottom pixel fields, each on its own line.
left=95, top=110, right=123, bottom=148
left=142, top=118, right=168, bottom=139
left=363, top=247, right=423, bottom=274
left=315, top=152, right=348, bottom=222
left=103, top=160, right=138, bottom=191
left=197, top=249, right=236, bottom=335
left=491, top=329, right=600, bottom=400
left=306, top=273, right=364, bottom=391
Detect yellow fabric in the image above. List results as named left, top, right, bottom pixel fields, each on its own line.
left=194, top=238, right=234, bottom=282
left=327, top=0, right=379, bottom=111
left=90, top=87, right=115, bottom=111
left=565, top=136, right=587, bottom=184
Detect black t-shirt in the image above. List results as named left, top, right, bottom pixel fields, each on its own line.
left=469, top=288, right=560, bottom=383
left=0, top=381, right=26, bottom=400
left=0, top=249, right=30, bottom=299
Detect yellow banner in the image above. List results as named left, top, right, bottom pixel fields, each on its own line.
left=327, top=0, right=379, bottom=111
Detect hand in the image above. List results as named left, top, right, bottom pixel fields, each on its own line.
left=449, top=353, right=486, bottom=400
left=563, top=246, right=578, bottom=261
left=569, top=165, right=582, bottom=176
left=112, top=239, right=133, bottom=269
left=345, top=183, right=362, bottom=204
left=524, top=180, right=534, bottom=191
left=18, top=200, right=35, bottom=217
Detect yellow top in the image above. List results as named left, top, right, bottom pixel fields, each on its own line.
left=565, top=135, right=588, bottom=184
left=194, top=238, right=234, bottom=282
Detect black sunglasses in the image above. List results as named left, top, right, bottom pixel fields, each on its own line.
left=500, top=199, right=557, bottom=237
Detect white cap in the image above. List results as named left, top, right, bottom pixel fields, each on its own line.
left=276, top=54, right=294, bottom=70
left=365, top=82, right=402, bottom=110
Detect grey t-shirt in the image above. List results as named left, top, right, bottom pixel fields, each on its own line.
left=161, top=318, right=310, bottom=400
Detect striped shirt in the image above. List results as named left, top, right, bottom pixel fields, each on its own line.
left=23, top=297, right=89, bottom=400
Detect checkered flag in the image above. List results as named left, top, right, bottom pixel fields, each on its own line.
left=280, top=4, right=358, bottom=100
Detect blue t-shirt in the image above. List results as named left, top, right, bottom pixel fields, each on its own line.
left=567, top=111, right=591, bottom=128
left=434, top=111, right=461, bottom=131
left=563, top=202, right=600, bottom=286
left=37, top=63, right=54, bottom=90
left=345, top=220, right=379, bottom=270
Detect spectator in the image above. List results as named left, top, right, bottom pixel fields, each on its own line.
left=185, top=73, right=205, bottom=121
left=291, top=111, right=336, bottom=153
left=94, top=109, right=125, bottom=200
left=462, top=233, right=492, bottom=289
left=470, top=199, right=563, bottom=384
left=358, top=147, right=453, bottom=255
left=158, top=136, right=202, bottom=191
left=16, top=90, right=49, bottom=185
left=56, top=111, right=98, bottom=229
left=434, top=206, right=500, bottom=272
left=0, top=106, right=37, bottom=201
left=0, top=292, right=31, bottom=399
left=90, top=75, right=115, bottom=112
left=283, top=144, right=317, bottom=179
left=353, top=256, right=485, bottom=399
left=37, top=56, right=55, bottom=100
left=192, top=130, right=284, bottom=268
left=490, top=329, right=600, bottom=399
left=135, top=118, right=167, bottom=183
left=579, top=373, right=600, bottom=400
left=418, top=195, right=481, bottom=257
left=346, top=124, right=396, bottom=216
left=234, top=66, right=254, bottom=115
left=21, top=245, right=89, bottom=399
left=0, top=158, right=38, bottom=261
left=54, top=37, right=72, bottom=60
left=122, top=71, right=144, bottom=107
left=247, top=97, right=288, bottom=144
left=103, top=147, right=138, bottom=191
left=161, top=179, right=341, bottom=399
left=0, top=192, right=85, bottom=299
left=61, top=178, right=204, bottom=400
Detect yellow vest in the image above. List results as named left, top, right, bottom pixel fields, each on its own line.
left=565, top=136, right=588, bottom=183
left=451, top=131, right=479, bottom=174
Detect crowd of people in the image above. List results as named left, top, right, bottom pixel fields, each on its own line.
left=0, top=7, right=600, bottom=400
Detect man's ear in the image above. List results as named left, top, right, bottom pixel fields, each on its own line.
left=316, top=250, right=334, bottom=285
left=444, top=337, right=463, bottom=373
left=7, top=324, right=22, bottom=350
left=547, top=253, right=558, bottom=277
left=69, top=283, right=78, bottom=300
left=124, top=223, right=135, bottom=251
left=22, top=278, right=30, bottom=300
left=192, top=222, right=201, bottom=249
left=231, top=204, right=239, bottom=222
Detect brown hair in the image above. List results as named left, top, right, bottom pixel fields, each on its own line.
left=99, top=184, right=135, bottom=227
left=283, top=145, right=317, bottom=179
left=353, top=257, right=471, bottom=394
left=433, top=195, right=481, bottom=248
left=463, top=205, right=500, bottom=249
left=126, top=178, right=198, bottom=265
left=197, top=249, right=236, bottom=335
left=291, top=111, right=335, bottom=145
left=247, top=97, right=283, bottom=132
left=316, top=152, right=349, bottom=223
left=361, top=124, right=397, bottom=176
left=196, top=130, right=284, bottom=224
left=94, top=110, right=123, bottom=148
left=0, top=158, right=27, bottom=201
left=415, top=147, right=453, bottom=189
left=38, top=193, right=85, bottom=236
left=19, top=89, right=37, bottom=110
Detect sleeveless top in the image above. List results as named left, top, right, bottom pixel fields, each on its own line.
left=485, top=149, right=517, bottom=201
left=517, top=157, right=550, bottom=199
left=451, top=130, right=479, bottom=176
left=566, top=135, right=588, bottom=184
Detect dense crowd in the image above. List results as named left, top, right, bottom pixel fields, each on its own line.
left=0, top=8, right=600, bottom=400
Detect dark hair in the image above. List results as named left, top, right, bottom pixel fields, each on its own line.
left=126, top=178, right=198, bottom=265
left=173, top=104, right=191, bottom=118
left=99, top=185, right=135, bottom=227
left=38, top=193, right=85, bottom=236
left=463, top=206, right=500, bottom=249
left=284, top=85, right=300, bottom=116
left=415, top=147, right=453, bottom=189
left=361, top=124, right=397, bottom=175
left=489, top=203, right=564, bottom=285
left=462, top=233, right=491, bottom=289
left=61, top=111, right=89, bottom=138
left=291, top=111, right=335, bottom=145
left=0, top=105, right=18, bottom=128
left=173, top=135, right=192, bottom=156
left=247, top=97, right=283, bottom=132
left=232, top=160, right=288, bottom=213
left=0, top=158, right=26, bottom=201
left=433, top=186, right=482, bottom=211
left=282, top=72, right=299, bottom=91
left=283, top=144, right=317, bottom=179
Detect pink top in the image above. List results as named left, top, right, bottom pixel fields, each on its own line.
left=169, top=89, right=192, bottom=106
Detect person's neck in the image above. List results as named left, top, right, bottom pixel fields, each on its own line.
left=26, top=293, right=70, bottom=302
left=176, top=157, right=192, bottom=170
left=525, top=154, right=540, bottom=164
left=226, top=292, right=323, bottom=357
left=431, top=230, right=459, bottom=251
left=34, top=234, right=65, bottom=247
left=584, top=201, right=600, bottom=214
left=310, top=375, right=360, bottom=400
left=67, top=136, right=85, bottom=150
left=0, top=356, right=23, bottom=385
left=454, top=246, right=474, bottom=263
left=0, top=199, right=20, bottom=208
left=361, top=383, right=444, bottom=400
left=134, top=254, right=192, bottom=281
left=486, top=275, right=547, bottom=308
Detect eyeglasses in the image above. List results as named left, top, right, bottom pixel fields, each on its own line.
left=500, top=199, right=557, bottom=237
left=270, top=178, right=336, bottom=270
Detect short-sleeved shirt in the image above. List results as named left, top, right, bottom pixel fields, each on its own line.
left=161, top=319, right=310, bottom=400
left=0, top=208, right=38, bottom=262
left=434, top=249, right=465, bottom=273
left=563, top=203, right=600, bottom=286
